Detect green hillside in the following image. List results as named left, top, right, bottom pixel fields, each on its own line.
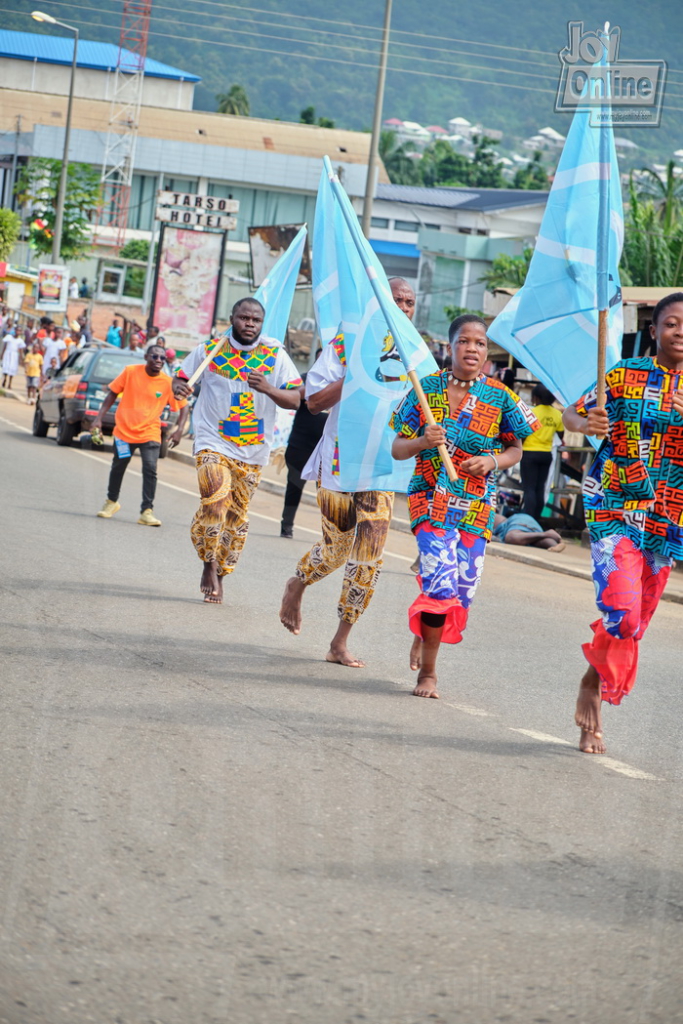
left=6, top=0, right=683, bottom=163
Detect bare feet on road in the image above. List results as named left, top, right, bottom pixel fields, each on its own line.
left=201, top=560, right=223, bottom=604
left=280, top=576, right=305, bottom=634
left=575, top=666, right=606, bottom=753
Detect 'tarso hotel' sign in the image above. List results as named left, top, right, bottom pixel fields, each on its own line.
left=155, top=190, right=239, bottom=231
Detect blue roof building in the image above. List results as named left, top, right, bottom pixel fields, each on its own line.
left=0, top=28, right=199, bottom=110
left=0, top=29, right=200, bottom=81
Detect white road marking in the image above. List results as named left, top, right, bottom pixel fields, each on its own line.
left=0, top=409, right=669, bottom=782
left=443, top=702, right=491, bottom=717
left=510, top=728, right=663, bottom=781
left=0, top=412, right=414, bottom=562
left=511, top=728, right=572, bottom=746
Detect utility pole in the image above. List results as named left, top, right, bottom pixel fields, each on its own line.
left=9, top=115, right=21, bottom=211
left=361, top=0, right=392, bottom=240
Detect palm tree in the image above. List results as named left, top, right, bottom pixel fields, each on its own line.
left=636, top=160, right=683, bottom=233
left=378, top=130, right=421, bottom=186
left=216, top=84, right=250, bottom=117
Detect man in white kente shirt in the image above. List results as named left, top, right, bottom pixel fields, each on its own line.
left=173, top=297, right=301, bottom=604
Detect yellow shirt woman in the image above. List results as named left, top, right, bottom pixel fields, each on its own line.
left=523, top=403, right=563, bottom=452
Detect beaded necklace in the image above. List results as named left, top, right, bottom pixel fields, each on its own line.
left=447, top=372, right=477, bottom=389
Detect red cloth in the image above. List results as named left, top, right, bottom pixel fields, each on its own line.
left=408, top=589, right=468, bottom=645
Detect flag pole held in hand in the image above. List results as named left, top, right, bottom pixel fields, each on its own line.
left=323, top=157, right=457, bottom=481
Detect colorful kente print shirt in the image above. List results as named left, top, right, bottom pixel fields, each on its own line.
left=178, top=333, right=302, bottom=466
left=390, top=370, right=539, bottom=540
left=575, top=357, right=683, bottom=559
left=301, top=334, right=347, bottom=491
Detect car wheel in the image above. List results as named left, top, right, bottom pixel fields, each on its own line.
left=32, top=402, right=50, bottom=437
left=159, top=435, right=169, bottom=459
left=56, top=409, right=77, bottom=446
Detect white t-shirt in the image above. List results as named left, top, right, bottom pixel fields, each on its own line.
left=301, top=339, right=345, bottom=491
left=179, top=333, right=302, bottom=466
left=42, top=337, right=67, bottom=372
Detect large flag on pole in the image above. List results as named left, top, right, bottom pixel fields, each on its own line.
left=488, top=104, right=623, bottom=408
left=253, top=224, right=307, bottom=344
left=313, top=162, right=437, bottom=492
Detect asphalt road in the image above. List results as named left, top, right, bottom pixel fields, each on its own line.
left=1, top=397, right=682, bottom=1024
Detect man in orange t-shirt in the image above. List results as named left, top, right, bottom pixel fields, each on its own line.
left=92, top=345, right=188, bottom=526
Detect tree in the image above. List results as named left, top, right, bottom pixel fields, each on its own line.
left=420, top=139, right=473, bottom=187
left=480, top=248, right=533, bottom=290
left=634, top=160, right=683, bottom=234
left=0, top=208, right=21, bottom=261
left=216, top=84, right=250, bottom=116
left=620, top=178, right=683, bottom=288
left=379, top=130, right=422, bottom=185
left=15, top=158, right=101, bottom=261
left=299, top=106, right=335, bottom=128
left=512, top=151, right=550, bottom=191
left=119, top=237, right=150, bottom=298
left=468, top=135, right=507, bottom=189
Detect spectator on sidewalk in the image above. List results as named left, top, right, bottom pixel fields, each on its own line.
left=1, top=327, right=25, bottom=390
left=41, top=329, right=67, bottom=379
left=520, top=383, right=564, bottom=520
left=24, top=343, right=44, bottom=404
left=106, top=318, right=122, bottom=348
left=492, top=512, right=565, bottom=551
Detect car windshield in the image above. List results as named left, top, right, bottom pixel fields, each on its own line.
left=91, top=352, right=145, bottom=384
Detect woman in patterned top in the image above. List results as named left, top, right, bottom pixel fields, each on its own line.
left=563, top=292, right=683, bottom=753
left=391, top=314, right=539, bottom=699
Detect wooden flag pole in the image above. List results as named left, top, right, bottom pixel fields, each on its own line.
left=185, top=337, right=226, bottom=389
left=595, top=22, right=612, bottom=439
left=406, top=369, right=457, bottom=480
left=324, top=158, right=457, bottom=481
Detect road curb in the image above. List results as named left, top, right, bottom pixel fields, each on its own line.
left=0, top=387, right=25, bottom=403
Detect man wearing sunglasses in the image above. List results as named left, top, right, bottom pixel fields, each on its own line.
left=93, top=344, right=188, bottom=526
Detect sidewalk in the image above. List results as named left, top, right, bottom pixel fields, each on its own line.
left=168, top=433, right=683, bottom=606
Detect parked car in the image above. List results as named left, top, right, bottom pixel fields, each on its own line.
left=32, top=347, right=178, bottom=456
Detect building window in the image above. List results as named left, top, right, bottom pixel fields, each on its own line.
left=458, top=227, right=472, bottom=235
left=394, top=219, right=419, bottom=232
left=370, top=216, right=389, bottom=228
left=425, top=223, right=441, bottom=230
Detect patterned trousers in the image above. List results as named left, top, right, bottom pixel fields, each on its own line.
left=191, top=450, right=262, bottom=576
left=296, top=487, right=394, bottom=624
left=583, top=533, right=672, bottom=705
left=409, top=522, right=487, bottom=645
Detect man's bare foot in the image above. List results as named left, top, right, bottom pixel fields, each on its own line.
left=200, top=560, right=223, bottom=603
left=326, top=645, right=365, bottom=668
left=413, top=673, right=439, bottom=698
left=575, top=667, right=606, bottom=753
left=410, top=635, right=422, bottom=671
left=280, top=576, right=305, bottom=634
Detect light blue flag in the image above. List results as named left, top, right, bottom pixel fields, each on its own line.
left=488, top=104, right=623, bottom=409
left=314, top=162, right=437, bottom=492
left=253, top=224, right=307, bottom=344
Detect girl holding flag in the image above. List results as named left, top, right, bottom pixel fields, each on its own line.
left=391, top=314, right=539, bottom=698
left=562, top=292, right=683, bottom=753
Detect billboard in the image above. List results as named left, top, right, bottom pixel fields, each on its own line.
left=248, top=224, right=311, bottom=288
left=151, top=226, right=225, bottom=349
left=35, top=264, right=69, bottom=312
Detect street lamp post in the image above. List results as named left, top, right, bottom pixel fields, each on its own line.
left=31, top=11, right=79, bottom=264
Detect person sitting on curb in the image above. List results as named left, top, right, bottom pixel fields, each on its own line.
left=492, top=511, right=565, bottom=551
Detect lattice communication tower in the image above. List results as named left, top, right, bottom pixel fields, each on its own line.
left=97, top=0, right=152, bottom=249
